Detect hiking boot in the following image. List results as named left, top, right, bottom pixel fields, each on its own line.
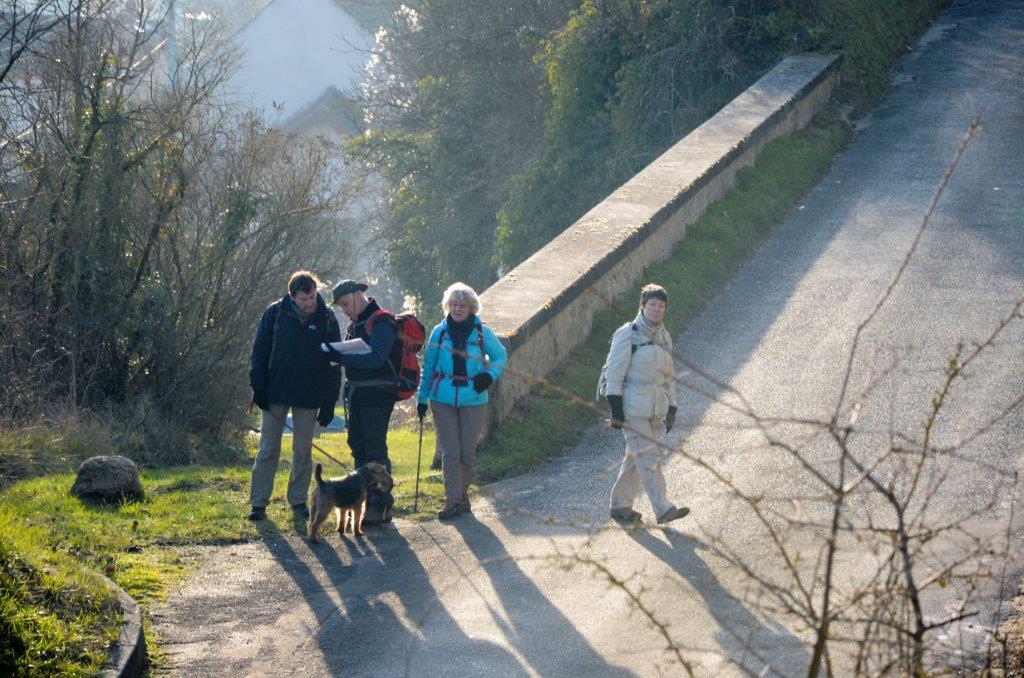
left=362, top=504, right=386, bottom=524
left=437, top=499, right=463, bottom=521
left=290, top=503, right=310, bottom=519
left=247, top=506, right=267, bottom=521
left=610, top=506, right=642, bottom=524
left=656, top=505, right=690, bottom=525
left=460, top=493, right=472, bottom=514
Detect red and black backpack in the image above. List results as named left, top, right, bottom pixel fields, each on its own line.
left=366, top=309, right=426, bottom=401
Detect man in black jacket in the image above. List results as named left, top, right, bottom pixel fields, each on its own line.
left=248, top=271, right=341, bottom=522
left=328, top=279, right=398, bottom=524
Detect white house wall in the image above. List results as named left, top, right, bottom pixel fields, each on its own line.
left=227, top=0, right=372, bottom=123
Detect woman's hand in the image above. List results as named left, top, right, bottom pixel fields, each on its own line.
left=472, top=372, right=493, bottom=393
left=606, top=395, right=625, bottom=430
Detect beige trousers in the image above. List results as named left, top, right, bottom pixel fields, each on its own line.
left=430, top=401, right=487, bottom=501
left=250, top=403, right=318, bottom=508
left=609, top=417, right=672, bottom=517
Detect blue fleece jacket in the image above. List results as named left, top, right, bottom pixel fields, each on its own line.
left=417, top=317, right=507, bottom=408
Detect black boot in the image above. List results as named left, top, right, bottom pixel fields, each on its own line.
left=656, top=505, right=690, bottom=525
left=437, top=499, right=463, bottom=520
left=363, top=488, right=394, bottom=524
left=610, top=507, right=642, bottom=525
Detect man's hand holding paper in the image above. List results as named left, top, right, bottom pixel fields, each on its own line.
left=321, top=338, right=371, bottom=364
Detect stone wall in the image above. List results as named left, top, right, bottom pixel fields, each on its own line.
left=479, top=54, right=841, bottom=429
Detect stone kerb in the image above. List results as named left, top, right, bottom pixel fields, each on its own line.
left=479, top=54, right=841, bottom=428
left=99, top=573, right=147, bottom=677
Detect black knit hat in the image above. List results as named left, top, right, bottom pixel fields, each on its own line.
left=331, top=280, right=368, bottom=304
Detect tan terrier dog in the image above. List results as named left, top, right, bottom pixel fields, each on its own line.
left=308, top=462, right=394, bottom=542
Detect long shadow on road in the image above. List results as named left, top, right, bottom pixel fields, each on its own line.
left=628, top=529, right=809, bottom=677
left=262, top=516, right=524, bottom=676
left=452, top=517, right=634, bottom=676
left=257, top=516, right=360, bottom=653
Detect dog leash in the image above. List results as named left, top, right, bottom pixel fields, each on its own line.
left=247, top=400, right=351, bottom=471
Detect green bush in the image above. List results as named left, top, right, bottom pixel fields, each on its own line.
left=494, top=0, right=949, bottom=271
left=360, top=0, right=948, bottom=301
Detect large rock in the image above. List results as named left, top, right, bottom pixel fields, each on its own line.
left=71, top=455, right=144, bottom=504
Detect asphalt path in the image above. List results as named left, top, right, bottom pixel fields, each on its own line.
left=151, top=1, right=1024, bottom=674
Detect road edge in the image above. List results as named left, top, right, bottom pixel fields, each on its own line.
left=98, top=573, right=147, bottom=678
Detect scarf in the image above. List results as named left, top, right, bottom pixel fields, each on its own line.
left=446, top=314, right=476, bottom=387
left=634, top=312, right=667, bottom=347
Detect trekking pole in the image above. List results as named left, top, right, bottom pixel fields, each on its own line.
left=414, top=415, right=424, bottom=512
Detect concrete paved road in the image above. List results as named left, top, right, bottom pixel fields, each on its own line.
left=151, top=1, right=1024, bottom=674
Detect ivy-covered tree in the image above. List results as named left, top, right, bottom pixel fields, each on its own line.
left=353, top=0, right=576, bottom=306
left=359, top=0, right=950, bottom=297
left=494, top=0, right=780, bottom=269
left=494, top=0, right=950, bottom=270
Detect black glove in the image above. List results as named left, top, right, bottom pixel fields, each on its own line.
left=606, top=395, right=625, bottom=430
left=320, top=342, right=344, bottom=362
left=252, top=389, right=269, bottom=411
left=317, top=405, right=335, bottom=428
left=472, top=372, right=493, bottom=393
left=417, top=402, right=429, bottom=420
left=665, top=405, right=677, bottom=433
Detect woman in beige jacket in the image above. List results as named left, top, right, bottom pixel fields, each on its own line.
left=601, top=284, right=689, bottom=526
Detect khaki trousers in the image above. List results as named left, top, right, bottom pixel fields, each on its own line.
left=250, top=404, right=318, bottom=508
left=609, top=417, right=672, bottom=517
left=430, top=401, right=487, bottom=501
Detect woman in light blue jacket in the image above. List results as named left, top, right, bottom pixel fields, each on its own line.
left=417, top=282, right=508, bottom=520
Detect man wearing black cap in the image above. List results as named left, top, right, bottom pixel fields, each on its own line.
left=327, top=280, right=398, bottom=523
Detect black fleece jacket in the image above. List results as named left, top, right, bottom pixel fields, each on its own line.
left=249, top=294, right=342, bottom=409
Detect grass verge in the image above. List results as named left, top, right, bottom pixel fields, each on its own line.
left=0, top=424, right=440, bottom=674
left=0, top=510, right=120, bottom=677
left=476, top=110, right=854, bottom=481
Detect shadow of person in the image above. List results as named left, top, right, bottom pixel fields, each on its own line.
left=451, top=517, right=634, bottom=676
left=256, top=519, right=354, bottom=614
left=627, top=528, right=809, bottom=676
left=263, top=518, right=525, bottom=676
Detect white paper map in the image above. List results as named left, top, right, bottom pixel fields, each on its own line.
left=322, top=338, right=371, bottom=356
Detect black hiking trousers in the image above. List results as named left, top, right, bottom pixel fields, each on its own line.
left=347, top=402, right=396, bottom=516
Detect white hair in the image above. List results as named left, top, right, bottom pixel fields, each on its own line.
left=441, top=282, right=481, bottom=315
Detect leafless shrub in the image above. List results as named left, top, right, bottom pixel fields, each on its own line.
left=0, top=0, right=352, bottom=459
